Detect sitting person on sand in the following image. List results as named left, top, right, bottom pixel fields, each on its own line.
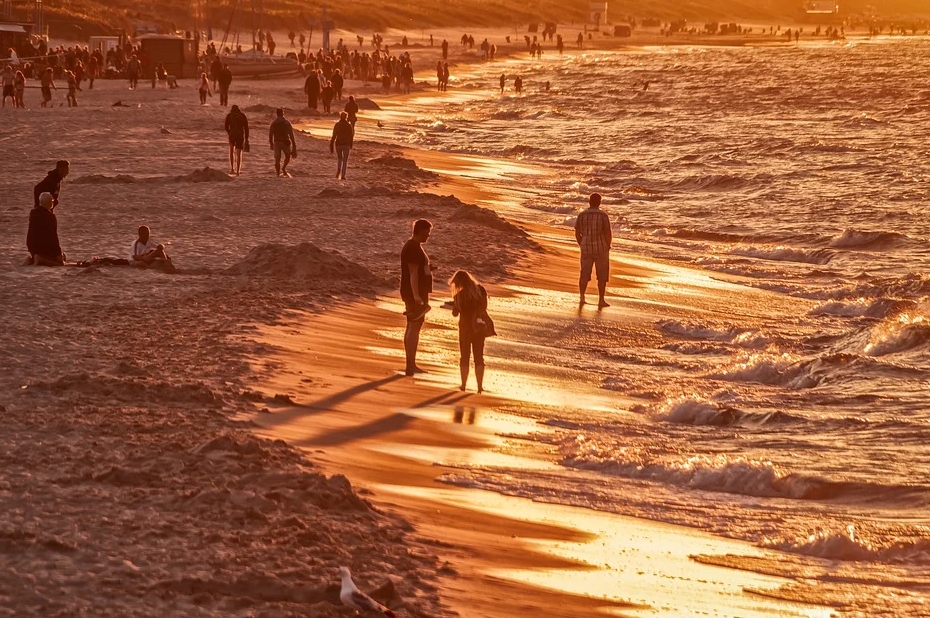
left=130, top=225, right=177, bottom=273
left=26, top=192, right=66, bottom=266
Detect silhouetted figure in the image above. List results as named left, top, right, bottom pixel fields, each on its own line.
left=268, top=107, right=296, bottom=177
left=344, top=95, right=359, bottom=127
left=27, top=192, right=65, bottom=266
left=218, top=64, right=232, bottom=106
left=224, top=104, right=249, bottom=175
left=499, top=73, right=505, bottom=94
left=574, top=193, right=612, bottom=308
left=34, top=160, right=69, bottom=210
left=450, top=270, right=493, bottom=393
left=401, top=219, right=433, bottom=376
left=304, top=70, right=321, bottom=109
left=330, top=111, right=354, bottom=179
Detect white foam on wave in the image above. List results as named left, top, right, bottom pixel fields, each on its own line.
left=710, top=353, right=826, bottom=389
left=658, top=319, right=772, bottom=350
left=655, top=396, right=796, bottom=427
left=762, top=525, right=930, bottom=565
left=864, top=313, right=930, bottom=356
left=560, top=435, right=798, bottom=498
left=809, top=297, right=915, bottom=320
left=730, top=245, right=834, bottom=265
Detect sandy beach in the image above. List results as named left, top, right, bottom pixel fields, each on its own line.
left=6, top=26, right=923, bottom=617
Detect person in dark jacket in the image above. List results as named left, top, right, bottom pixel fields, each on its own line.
left=344, top=95, right=359, bottom=127
left=449, top=270, right=491, bottom=393
left=224, top=105, right=249, bottom=175
left=330, top=68, right=344, bottom=101
left=27, top=192, right=65, bottom=266
left=320, top=80, right=334, bottom=113
left=329, top=111, right=354, bottom=180
left=304, top=70, right=321, bottom=109
left=34, top=160, right=69, bottom=210
left=217, top=64, right=233, bottom=106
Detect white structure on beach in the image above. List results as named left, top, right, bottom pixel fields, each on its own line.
left=589, top=1, right=608, bottom=27
left=805, top=0, right=839, bottom=14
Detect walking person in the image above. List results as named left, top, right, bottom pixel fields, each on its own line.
left=344, top=95, right=359, bottom=127
left=304, top=69, right=321, bottom=109
left=65, top=70, right=78, bottom=107
left=217, top=63, right=232, bottom=106
left=329, top=111, right=354, bottom=180
left=320, top=79, right=334, bottom=113
left=40, top=67, right=55, bottom=107
left=574, top=193, right=612, bottom=308
left=196, top=72, right=211, bottom=105
left=1, top=66, right=14, bottom=108
left=127, top=54, right=140, bottom=90
left=13, top=70, right=25, bottom=108
left=449, top=270, right=493, bottom=393
left=224, top=104, right=249, bottom=176
left=499, top=73, right=505, bottom=94
left=401, top=219, right=433, bottom=376
left=268, top=107, right=296, bottom=177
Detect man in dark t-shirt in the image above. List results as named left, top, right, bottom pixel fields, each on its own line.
left=400, top=219, right=433, bottom=376
left=34, top=159, right=70, bottom=210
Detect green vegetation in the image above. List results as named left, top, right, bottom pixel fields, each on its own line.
left=19, top=0, right=930, bottom=40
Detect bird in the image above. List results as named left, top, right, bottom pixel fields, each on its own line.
left=160, top=127, right=171, bottom=134
left=376, top=120, right=384, bottom=128
left=338, top=567, right=397, bottom=617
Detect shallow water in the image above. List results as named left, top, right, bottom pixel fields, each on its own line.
left=391, top=38, right=930, bottom=615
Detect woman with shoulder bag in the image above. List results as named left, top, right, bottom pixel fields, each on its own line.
left=450, top=270, right=495, bottom=393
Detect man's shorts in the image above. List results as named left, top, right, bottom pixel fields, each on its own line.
left=41, top=87, right=51, bottom=101
left=2, top=85, right=13, bottom=98
left=273, top=142, right=291, bottom=161
left=229, top=135, right=244, bottom=150
left=580, top=253, right=610, bottom=284
left=403, top=298, right=430, bottom=323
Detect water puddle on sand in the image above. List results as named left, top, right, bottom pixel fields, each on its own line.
left=374, top=483, right=832, bottom=618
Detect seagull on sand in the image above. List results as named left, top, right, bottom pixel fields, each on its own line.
left=376, top=120, right=385, bottom=128
left=338, top=567, right=397, bottom=617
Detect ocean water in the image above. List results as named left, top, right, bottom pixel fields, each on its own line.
left=400, top=38, right=930, bottom=614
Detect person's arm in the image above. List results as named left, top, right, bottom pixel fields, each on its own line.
left=289, top=124, right=297, bottom=154
left=574, top=215, right=583, bottom=246
left=408, top=265, right=422, bottom=304
left=451, top=294, right=460, bottom=317
left=269, top=123, right=274, bottom=149
left=330, top=126, right=336, bottom=153
left=243, top=116, right=249, bottom=141
left=224, top=115, right=231, bottom=134
left=602, top=213, right=612, bottom=246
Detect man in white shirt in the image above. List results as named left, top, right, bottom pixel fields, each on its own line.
left=130, top=225, right=176, bottom=273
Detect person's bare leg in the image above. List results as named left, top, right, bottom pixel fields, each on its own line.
left=579, top=277, right=588, bottom=305
left=235, top=148, right=242, bottom=175
left=404, top=319, right=424, bottom=375
left=459, top=333, right=471, bottom=391
left=229, top=144, right=235, bottom=173
left=474, top=337, right=486, bottom=393
left=598, top=280, right=609, bottom=308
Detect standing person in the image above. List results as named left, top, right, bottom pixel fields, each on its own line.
left=344, top=95, right=359, bottom=127
left=499, top=73, right=505, bottom=94
left=304, top=69, right=320, bottom=109
left=329, top=111, right=354, bottom=180
left=449, top=270, right=492, bottom=393
left=330, top=68, right=344, bottom=101
left=441, top=62, right=450, bottom=92
left=127, top=54, right=140, bottom=89
left=26, top=192, right=66, bottom=266
left=224, top=104, right=249, bottom=176
left=268, top=107, right=296, bottom=177
left=196, top=72, right=211, bottom=105
left=574, top=193, right=612, bottom=308
left=87, top=53, right=98, bottom=89
left=320, top=79, right=334, bottom=113
left=435, top=61, right=443, bottom=91
left=209, top=55, right=223, bottom=89
left=400, top=219, right=433, bottom=376
left=65, top=70, right=77, bottom=106
left=34, top=160, right=70, bottom=210
left=13, top=70, right=25, bottom=108
left=217, top=63, right=232, bottom=106
left=1, top=66, right=14, bottom=108
left=40, top=67, right=55, bottom=107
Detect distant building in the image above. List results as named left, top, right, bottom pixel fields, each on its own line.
left=805, top=0, right=839, bottom=14
left=590, top=1, right=608, bottom=27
